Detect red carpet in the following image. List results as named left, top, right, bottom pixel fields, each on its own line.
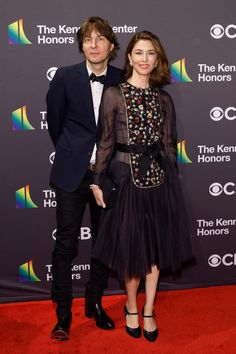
left=1, top=285, right=236, bottom=354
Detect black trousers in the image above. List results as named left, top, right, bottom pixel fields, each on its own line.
left=51, top=170, right=109, bottom=317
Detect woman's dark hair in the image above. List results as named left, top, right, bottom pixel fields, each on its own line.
left=76, top=16, right=119, bottom=61
left=123, top=31, right=170, bottom=87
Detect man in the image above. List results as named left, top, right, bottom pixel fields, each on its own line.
left=46, top=16, right=122, bottom=340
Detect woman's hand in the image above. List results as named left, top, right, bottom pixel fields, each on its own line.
left=91, top=185, right=106, bottom=208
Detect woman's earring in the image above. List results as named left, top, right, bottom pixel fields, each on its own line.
left=129, top=62, right=132, bottom=66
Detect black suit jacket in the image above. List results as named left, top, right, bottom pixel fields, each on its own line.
left=46, top=61, right=122, bottom=192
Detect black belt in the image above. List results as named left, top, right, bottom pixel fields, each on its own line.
left=116, top=142, right=164, bottom=176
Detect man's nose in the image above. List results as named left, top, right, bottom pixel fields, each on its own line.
left=90, top=38, right=97, bottom=47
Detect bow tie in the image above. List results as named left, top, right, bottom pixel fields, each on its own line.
left=89, top=72, right=106, bottom=84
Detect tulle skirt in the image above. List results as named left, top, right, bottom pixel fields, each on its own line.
left=92, top=159, right=194, bottom=280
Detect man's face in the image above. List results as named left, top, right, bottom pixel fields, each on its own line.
left=82, top=30, right=114, bottom=66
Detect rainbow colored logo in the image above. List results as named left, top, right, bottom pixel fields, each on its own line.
left=16, top=185, right=38, bottom=208
left=171, top=58, right=192, bottom=83
left=177, top=140, right=192, bottom=164
left=8, top=18, right=32, bottom=45
left=12, top=106, right=35, bottom=131
left=19, top=260, right=41, bottom=282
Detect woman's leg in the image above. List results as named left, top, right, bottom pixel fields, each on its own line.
left=125, top=277, right=141, bottom=328
left=143, top=265, right=160, bottom=331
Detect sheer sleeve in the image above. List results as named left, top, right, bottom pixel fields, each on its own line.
left=160, top=90, right=178, bottom=166
left=93, top=86, right=119, bottom=186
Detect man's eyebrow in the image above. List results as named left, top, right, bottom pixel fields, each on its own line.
left=84, top=33, right=104, bottom=38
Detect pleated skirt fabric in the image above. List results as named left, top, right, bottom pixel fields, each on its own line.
left=92, top=159, right=194, bottom=280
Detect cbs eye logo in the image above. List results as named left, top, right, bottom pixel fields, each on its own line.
left=210, top=24, right=236, bottom=39
left=208, top=254, right=236, bottom=267
left=210, top=107, right=236, bottom=121
left=208, top=254, right=221, bottom=267
left=52, top=229, right=57, bottom=240
left=51, top=227, right=92, bottom=240
left=49, top=152, right=55, bottom=164
left=209, top=182, right=235, bottom=196
left=46, top=67, right=58, bottom=81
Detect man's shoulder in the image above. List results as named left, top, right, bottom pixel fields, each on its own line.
left=108, top=65, right=122, bottom=75
left=57, top=62, right=84, bottom=74
left=107, top=65, right=122, bottom=85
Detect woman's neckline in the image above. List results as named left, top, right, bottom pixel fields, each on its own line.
left=126, top=81, right=151, bottom=90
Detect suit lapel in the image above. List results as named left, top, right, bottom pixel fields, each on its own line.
left=76, top=61, right=96, bottom=128
left=103, top=65, right=114, bottom=90
left=75, top=63, right=117, bottom=130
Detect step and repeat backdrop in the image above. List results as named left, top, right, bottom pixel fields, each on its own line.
left=1, top=0, right=235, bottom=302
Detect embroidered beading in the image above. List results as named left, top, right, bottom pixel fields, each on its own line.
left=120, top=82, right=165, bottom=188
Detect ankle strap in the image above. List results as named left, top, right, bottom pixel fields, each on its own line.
left=124, top=306, right=138, bottom=316
left=142, top=313, right=155, bottom=318
left=142, top=306, right=155, bottom=318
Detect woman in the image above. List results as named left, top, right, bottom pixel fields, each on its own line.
left=90, top=31, right=194, bottom=342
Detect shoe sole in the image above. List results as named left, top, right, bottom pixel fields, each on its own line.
left=51, top=329, right=70, bottom=341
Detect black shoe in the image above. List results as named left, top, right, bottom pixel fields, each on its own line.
left=85, top=302, right=115, bottom=330
left=124, top=305, right=141, bottom=338
left=51, top=316, right=72, bottom=341
left=142, top=306, right=159, bottom=342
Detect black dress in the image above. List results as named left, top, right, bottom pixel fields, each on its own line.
left=92, top=82, right=194, bottom=280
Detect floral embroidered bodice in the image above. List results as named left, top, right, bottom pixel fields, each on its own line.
left=93, top=83, right=177, bottom=188
left=121, top=82, right=164, bottom=187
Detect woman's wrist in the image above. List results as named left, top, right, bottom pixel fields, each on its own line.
left=89, top=184, right=100, bottom=190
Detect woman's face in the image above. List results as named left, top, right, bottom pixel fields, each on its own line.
left=128, top=39, right=158, bottom=77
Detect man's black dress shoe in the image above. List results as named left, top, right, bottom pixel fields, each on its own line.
left=51, top=316, right=72, bottom=341
left=85, top=302, right=115, bottom=330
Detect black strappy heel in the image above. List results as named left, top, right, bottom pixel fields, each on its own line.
left=142, top=306, right=159, bottom=342
left=124, top=305, right=141, bottom=338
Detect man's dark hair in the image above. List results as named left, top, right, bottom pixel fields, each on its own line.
left=76, top=16, right=119, bottom=61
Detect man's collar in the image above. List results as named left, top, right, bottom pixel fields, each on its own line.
left=86, top=63, right=107, bottom=77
